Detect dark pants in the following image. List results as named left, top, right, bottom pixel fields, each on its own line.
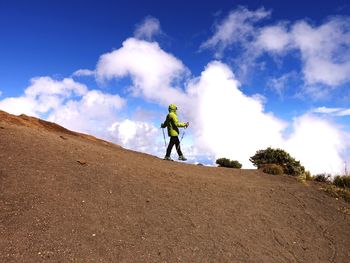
left=165, top=136, right=183, bottom=157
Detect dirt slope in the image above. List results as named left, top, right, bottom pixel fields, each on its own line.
left=0, top=110, right=349, bottom=262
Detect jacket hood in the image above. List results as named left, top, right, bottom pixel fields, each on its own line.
left=168, top=104, right=177, bottom=112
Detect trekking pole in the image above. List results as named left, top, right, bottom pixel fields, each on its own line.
left=180, top=123, right=188, bottom=143
left=162, top=128, right=167, bottom=149
left=180, top=130, right=185, bottom=143
left=176, top=126, right=187, bottom=152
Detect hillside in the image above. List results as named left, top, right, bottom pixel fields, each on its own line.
left=0, top=110, right=349, bottom=262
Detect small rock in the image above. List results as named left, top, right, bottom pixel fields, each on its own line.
left=0, top=126, right=4, bottom=129
left=60, top=135, right=67, bottom=140
left=92, top=233, right=96, bottom=237
left=77, top=160, right=87, bottom=165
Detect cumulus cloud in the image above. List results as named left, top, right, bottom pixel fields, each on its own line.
left=0, top=77, right=126, bottom=140
left=187, top=61, right=286, bottom=167
left=188, top=62, right=348, bottom=174
left=0, top=96, right=38, bottom=116
left=108, top=119, right=161, bottom=154
left=0, top=77, right=88, bottom=116
left=134, top=16, right=162, bottom=41
left=96, top=38, right=189, bottom=106
left=286, top=115, right=347, bottom=174
left=25, top=77, right=87, bottom=98
left=48, top=89, right=125, bottom=136
left=201, top=7, right=350, bottom=94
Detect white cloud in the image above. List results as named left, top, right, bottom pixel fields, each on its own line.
left=338, top=109, right=350, bottom=116
left=313, top=106, right=350, bottom=116
left=0, top=77, right=126, bottom=141
left=187, top=61, right=286, bottom=167
left=0, top=77, right=88, bottom=116
left=202, top=7, right=350, bottom=93
left=256, top=24, right=291, bottom=53
left=134, top=16, right=162, bottom=41
left=200, top=6, right=270, bottom=57
left=0, top=96, right=38, bottom=116
left=72, top=69, right=95, bottom=77
left=291, top=18, right=350, bottom=86
left=25, top=77, right=87, bottom=98
left=286, top=115, right=347, bottom=174
left=108, top=119, right=161, bottom=154
left=48, top=89, right=125, bottom=136
left=96, top=38, right=189, bottom=106
left=313, top=106, right=343, bottom=114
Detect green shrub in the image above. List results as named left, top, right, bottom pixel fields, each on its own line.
left=314, top=173, right=331, bottom=183
left=304, top=171, right=313, bottom=181
left=249, top=147, right=305, bottom=176
left=260, top=164, right=284, bottom=175
left=216, top=158, right=242, bottom=169
left=333, top=175, right=350, bottom=188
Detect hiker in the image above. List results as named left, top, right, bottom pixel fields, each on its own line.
left=161, top=104, right=189, bottom=161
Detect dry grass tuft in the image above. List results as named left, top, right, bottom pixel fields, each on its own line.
left=322, top=185, right=350, bottom=203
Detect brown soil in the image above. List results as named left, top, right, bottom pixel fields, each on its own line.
left=0, top=110, right=349, bottom=262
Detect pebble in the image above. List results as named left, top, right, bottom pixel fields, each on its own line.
left=77, top=160, right=87, bottom=165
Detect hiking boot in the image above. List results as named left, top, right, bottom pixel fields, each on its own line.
left=178, top=156, right=187, bottom=161
left=163, top=156, right=173, bottom=161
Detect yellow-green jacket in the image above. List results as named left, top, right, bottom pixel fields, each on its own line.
left=161, top=104, right=186, bottom=137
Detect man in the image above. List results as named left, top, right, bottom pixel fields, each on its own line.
left=161, top=104, right=189, bottom=161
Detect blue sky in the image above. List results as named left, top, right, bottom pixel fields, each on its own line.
left=1, top=0, right=350, bottom=174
